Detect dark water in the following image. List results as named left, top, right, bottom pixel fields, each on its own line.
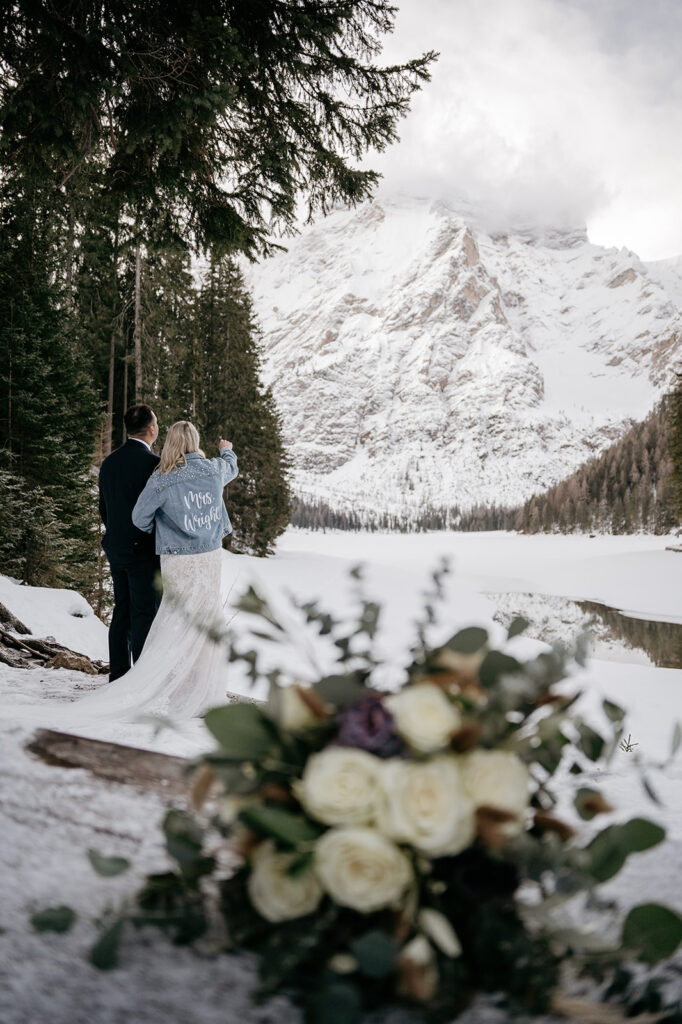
left=577, top=600, right=682, bottom=670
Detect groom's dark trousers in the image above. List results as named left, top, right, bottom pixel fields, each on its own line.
left=99, top=439, right=161, bottom=681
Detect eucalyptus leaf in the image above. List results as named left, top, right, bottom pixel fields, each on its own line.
left=507, top=616, right=529, bottom=640
left=162, top=810, right=214, bottom=882
left=671, top=722, right=681, bottom=759
left=286, top=851, right=315, bottom=878
left=239, top=804, right=323, bottom=847
left=358, top=602, right=381, bottom=639
left=203, top=758, right=261, bottom=794
left=235, top=586, right=283, bottom=629
left=203, top=703, right=275, bottom=760
left=478, top=650, right=522, bottom=689
left=314, top=672, right=370, bottom=709
left=574, top=787, right=609, bottom=821
left=90, top=918, right=124, bottom=970
left=641, top=775, right=662, bottom=806
left=602, top=699, right=626, bottom=724
left=585, top=818, right=665, bottom=883
left=31, top=906, right=76, bottom=933
left=622, top=904, right=682, bottom=963
left=350, top=929, right=397, bottom=979
left=87, top=849, right=130, bottom=877
left=576, top=722, right=605, bottom=762
left=574, top=631, right=591, bottom=668
left=309, top=980, right=363, bottom=1024
left=445, top=626, right=488, bottom=655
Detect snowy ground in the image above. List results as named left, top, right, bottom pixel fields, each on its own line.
left=1, top=529, right=681, bottom=1023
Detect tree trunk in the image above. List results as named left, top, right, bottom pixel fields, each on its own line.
left=122, top=349, right=129, bottom=443
left=65, top=202, right=76, bottom=308
left=133, top=245, right=142, bottom=400
left=105, top=327, right=116, bottom=456
left=104, top=216, right=120, bottom=456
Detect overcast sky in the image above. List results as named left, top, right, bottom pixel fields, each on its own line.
left=367, top=0, right=682, bottom=260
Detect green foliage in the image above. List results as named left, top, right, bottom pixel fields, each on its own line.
left=308, top=980, right=363, bottom=1024
left=622, top=904, right=682, bottom=963
left=446, top=626, right=489, bottom=653
left=203, top=703, right=276, bottom=760
left=90, top=919, right=125, bottom=970
left=670, top=377, right=682, bottom=520
left=350, top=930, right=397, bottom=979
left=574, top=788, right=609, bottom=821
left=34, top=572, right=682, bottom=1020
left=162, top=809, right=215, bottom=884
left=30, top=906, right=76, bottom=933
left=239, top=805, right=323, bottom=848
left=1, top=1, right=432, bottom=593
left=0, top=218, right=101, bottom=593
left=584, top=819, right=665, bottom=883
left=87, top=849, right=130, bottom=878
left=0, top=3, right=434, bottom=255
left=135, top=871, right=208, bottom=945
left=191, top=256, right=291, bottom=555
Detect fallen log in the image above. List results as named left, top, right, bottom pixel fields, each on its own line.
left=26, top=728, right=189, bottom=796
left=0, top=625, right=108, bottom=674
left=0, top=601, right=31, bottom=634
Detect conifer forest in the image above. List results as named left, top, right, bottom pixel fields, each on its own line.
left=0, top=1, right=433, bottom=608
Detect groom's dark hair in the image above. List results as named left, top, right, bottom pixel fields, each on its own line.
left=124, top=404, right=155, bottom=436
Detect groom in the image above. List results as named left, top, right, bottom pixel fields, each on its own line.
left=99, top=404, right=161, bottom=681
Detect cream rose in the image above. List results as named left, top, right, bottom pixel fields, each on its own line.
left=314, top=827, right=413, bottom=912
left=296, top=748, right=381, bottom=826
left=377, top=757, right=475, bottom=856
left=460, top=749, right=530, bottom=835
left=385, top=683, right=461, bottom=753
left=278, top=684, right=319, bottom=731
left=247, top=841, right=323, bottom=923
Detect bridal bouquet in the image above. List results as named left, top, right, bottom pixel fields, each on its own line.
left=123, top=571, right=682, bottom=1023
left=68, top=569, right=681, bottom=1022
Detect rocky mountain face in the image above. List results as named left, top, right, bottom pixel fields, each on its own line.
left=246, top=196, right=682, bottom=519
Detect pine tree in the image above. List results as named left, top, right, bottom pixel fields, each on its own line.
left=669, top=379, right=682, bottom=521
left=193, top=257, right=290, bottom=556
left=0, top=3, right=434, bottom=256
left=0, top=201, right=101, bottom=592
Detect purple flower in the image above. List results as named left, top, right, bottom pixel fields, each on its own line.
left=335, top=696, right=404, bottom=758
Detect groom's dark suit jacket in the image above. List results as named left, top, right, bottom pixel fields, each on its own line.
left=99, top=439, right=160, bottom=564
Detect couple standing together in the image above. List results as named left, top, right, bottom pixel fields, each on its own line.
left=94, top=403, right=239, bottom=721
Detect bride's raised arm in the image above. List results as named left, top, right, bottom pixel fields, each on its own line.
left=132, top=474, right=161, bottom=533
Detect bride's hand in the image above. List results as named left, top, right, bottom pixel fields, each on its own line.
left=218, top=438, right=233, bottom=450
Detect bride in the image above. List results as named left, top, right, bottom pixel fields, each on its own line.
left=6, top=422, right=239, bottom=728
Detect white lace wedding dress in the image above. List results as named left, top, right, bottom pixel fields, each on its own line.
left=4, top=549, right=230, bottom=730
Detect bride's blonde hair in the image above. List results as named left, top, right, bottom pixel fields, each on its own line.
left=158, top=420, right=205, bottom=473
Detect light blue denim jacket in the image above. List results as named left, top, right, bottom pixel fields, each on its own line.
left=132, top=448, right=238, bottom=555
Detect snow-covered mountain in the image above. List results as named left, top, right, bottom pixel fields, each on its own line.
left=246, top=196, right=682, bottom=518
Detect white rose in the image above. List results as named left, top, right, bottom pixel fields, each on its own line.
left=278, top=685, right=319, bottom=730
left=247, top=841, right=323, bottom=923
left=386, top=683, right=461, bottom=753
left=315, top=827, right=413, bottom=912
left=296, top=748, right=381, bottom=826
left=460, top=749, right=530, bottom=835
left=377, top=757, right=475, bottom=857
